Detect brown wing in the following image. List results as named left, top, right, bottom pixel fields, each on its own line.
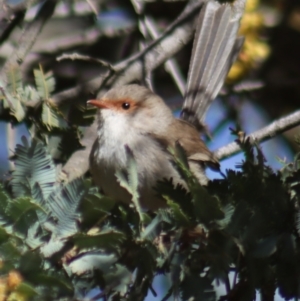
left=147, top=119, right=219, bottom=169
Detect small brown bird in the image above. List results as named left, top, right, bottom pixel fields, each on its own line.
left=88, top=0, right=245, bottom=210
left=88, top=85, right=219, bottom=210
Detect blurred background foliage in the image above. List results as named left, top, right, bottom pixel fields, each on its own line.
left=0, top=0, right=300, bottom=300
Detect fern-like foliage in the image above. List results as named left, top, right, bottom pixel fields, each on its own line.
left=1, top=131, right=300, bottom=301
left=0, top=65, right=68, bottom=129
left=3, top=66, right=28, bottom=121
left=33, top=65, right=55, bottom=101
left=11, top=136, right=56, bottom=199
left=0, top=139, right=84, bottom=299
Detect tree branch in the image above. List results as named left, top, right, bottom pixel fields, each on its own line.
left=143, top=16, right=186, bottom=95
left=57, top=53, right=115, bottom=71
left=214, top=110, right=300, bottom=160
left=53, top=0, right=204, bottom=106
left=0, top=1, right=27, bottom=44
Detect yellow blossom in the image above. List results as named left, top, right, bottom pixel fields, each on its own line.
left=7, top=271, right=23, bottom=291
left=226, top=0, right=270, bottom=83
left=245, top=0, right=259, bottom=12
left=239, top=12, right=264, bottom=35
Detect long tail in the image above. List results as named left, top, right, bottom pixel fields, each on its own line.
left=181, top=0, right=246, bottom=130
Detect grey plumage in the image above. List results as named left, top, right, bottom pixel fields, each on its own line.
left=181, top=0, right=246, bottom=130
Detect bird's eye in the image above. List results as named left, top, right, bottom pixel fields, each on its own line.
left=122, top=102, right=130, bottom=110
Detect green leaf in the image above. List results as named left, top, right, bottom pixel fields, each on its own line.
left=31, top=183, right=49, bottom=224
left=13, top=98, right=26, bottom=121
left=19, top=250, right=42, bottom=274
left=166, top=143, right=224, bottom=224
left=26, top=221, right=44, bottom=249
left=68, top=253, right=118, bottom=275
left=163, top=195, right=191, bottom=227
left=14, top=282, right=38, bottom=299
left=1, top=64, right=37, bottom=122
left=73, top=231, right=125, bottom=251
left=115, top=147, right=138, bottom=198
left=3, top=93, right=26, bottom=122
left=39, top=240, right=65, bottom=258
left=115, top=146, right=144, bottom=223
left=191, top=184, right=224, bottom=225
left=141, top=215, right=162, bottom=241
left=46, top=179, right=84, bottom=237
left=155, top=178, right=192, bottom=218
left=29, top=272, right=73, bottom=293
left=11, top=137, right=56, bottom=200
left=85, top=186, right=116, bottom=214
left=81, top=192, right=115, bottom=229
left=6, top=66, right=22, bottom=94
left=104, top=264, right=132, bottom=294
left=216, top=204, right=235, bottom=229
left=168, top=143, right=194, bottom=184
left=33, top=65, right=55, bottom=100
left=0, top=185, right=11, bottom=225
left=19, top=85, right=39, bottom=103
left=69, top=103, right=96, bottom=126
left=0, top=240, right=22, bottom=264
left=40, top=179, right=84, bottom=257
left=2, top=67, right=38, bottom=121
left=6, top=197, right=41, bottom=221
left=0, top=87, right=14, bottom=109
left=42, top=103, right=68, bottom=130
left=0, top=227, right=10, bottom=244
left=6, top=197, right=42, bottom=236
left=128, top=243, right=157, bottom=299
left=5, top=67, right=28, bottom=121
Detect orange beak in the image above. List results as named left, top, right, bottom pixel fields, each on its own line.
left=87, top=99, right=109, bottom=109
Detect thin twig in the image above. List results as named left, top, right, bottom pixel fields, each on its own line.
left=112, top=0, right=204, bottom=80
left=0, top=2, right=26, bottom=45
left=131, top=0, right=151, bottom=88
left=130, top=0, right=144, bottom=14
left=144, top=16, right=186, bottom=95
left=0, top=0, right=37, bottom=25
left=225, top=275, right=231, bottom=294
left=57, top=53, right=116, bottom=71
left=85, top=0, right=98, bottom=15
left=214, top=110, right=300, bottom=160
left=0, top=0, right=56, bottom=79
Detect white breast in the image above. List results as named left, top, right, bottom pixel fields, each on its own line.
left=90, top=110, right=182, bottom=210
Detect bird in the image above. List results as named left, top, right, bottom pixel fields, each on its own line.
left=88, top=84, right=219, bottom=210
left=88, top=0, right=245, bottom=210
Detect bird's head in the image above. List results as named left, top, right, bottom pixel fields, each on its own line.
left=87, top=84, right=173, bottom=133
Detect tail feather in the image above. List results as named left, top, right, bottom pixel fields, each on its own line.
left=198, top=5, right=232, bottom=89
left=181, top=0, right=246, bottom=130
left=209, top=36, right=245, bottom=98
left=186, top=2, right=225, bottom=93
